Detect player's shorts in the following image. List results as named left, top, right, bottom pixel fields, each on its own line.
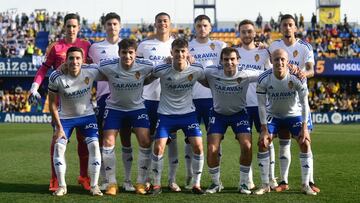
left=207, top=109, right=251, bottom=136
left=144, top=100, right=159, bottom=134
left=103, top=108, right=150, bottom=130
left=60, top=114, right=99, bottom=140
left=193, top=98, right=213, bottom=130
left=95, top=93, right=110, bottom=126
left=246, top=106, right=261, bottom=133
left=154, top=112, right=202, bottom=139
left=267, top=115, right=311, bottom=137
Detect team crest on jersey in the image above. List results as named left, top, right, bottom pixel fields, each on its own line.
left=255, top=54, right=260, bottom=62
left=84, top=77, right=89, bottom=85
left=237, top=77, right=242, bottom=84
left=135, top=71, right=141, bottom=80
left=288, top=81, right=294, bottom=89
left=210, top=43, right=216, bottom=50
left=293, top=50, right=298, bottom=58
left=188, top=74, right=193, bottom=81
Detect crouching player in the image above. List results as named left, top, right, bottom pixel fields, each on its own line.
left=99, top=39, right=153, bottom=195
left=48, top=47, right=103, bottom=196
left=254, top=49, right=317, bottom=195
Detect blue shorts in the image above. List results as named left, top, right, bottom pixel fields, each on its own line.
left=96, top=93, right=110, bottom=127
left=193, top=98, right=213, bottom=130
left=246, top=106, right=261, bottom=133
left=103, top=108, right=150, bottom=130
left=154, top=112, right=202, bottom=139
left=207, top=109, right=251, bottom=135
left=60, top=114, right=99, bottom=140
left=267, top=115, right=311, bottom=137
left=144, top=100, right=159, bottom=134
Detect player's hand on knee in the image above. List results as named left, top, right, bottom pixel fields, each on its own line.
left=299, top=128, right=311, bottom=144
left=259, top=131, right=271, bottom=149
left=53, top=128, right=66, bottom=141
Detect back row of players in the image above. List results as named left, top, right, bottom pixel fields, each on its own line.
left=28, top=12, right=320, bottom=196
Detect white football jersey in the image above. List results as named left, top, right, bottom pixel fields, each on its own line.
left=189, top=39, right=226, bottom=99
left=269, top=39, right=314, bottom=70
left=153, top=63, right=205, bottom=115
left=48, top=65, right=101, bottom=119
left=137, top=37, right=174, bottom=101
left=256, top=69, right=308, bottom=118
left=98, top=58, right=154, bottom=111
left=88, top=39, right=120, bottom=100
left=236, top=47, right=271, bottom=107
left=205, top=65, right=260, bottom=115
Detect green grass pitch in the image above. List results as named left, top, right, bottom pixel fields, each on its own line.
left=0, top=123, right=359, bottom=202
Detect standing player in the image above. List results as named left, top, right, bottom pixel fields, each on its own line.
left=48, top=47, right=102, bottom=196
left=255, top=49, right=317, bottom=195
left=99, top=39, right=153, bottom=195
left=150, top=38, right=205, bottom=195
left=186, top=14, right=226, bottom=189
left=269, top=14, right=319, bottom=193
left=203, top=47, right=261, bottom=194
left=137, top=12, right=180, bottom=192
left=88, top=12, right=135, bottom=192
left=28, top=13, right=91, bottom=192
left=236, top=19, right=276, bottom=190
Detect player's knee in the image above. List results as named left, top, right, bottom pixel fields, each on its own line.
left=153, top=143, right=165, bottom=155
left=299, top=140, right=311, bottom=153
left=193, top=143, right=203, bottom=155
left=207, top=143, right=219, bottom=155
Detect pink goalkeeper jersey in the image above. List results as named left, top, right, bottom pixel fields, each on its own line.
left=33, top=38, right=91, bottom=85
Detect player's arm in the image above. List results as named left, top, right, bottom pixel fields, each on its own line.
left=257, top=81, right=271, bottom=148
left=48, top=88, right=66, bottom=141
left=298, top=83, right=310, bottom=144
left=144, top=73, right=158, bottom=85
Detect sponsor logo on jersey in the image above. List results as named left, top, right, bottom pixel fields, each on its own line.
left=255, top=54, right=260, bottom=62
left=210, top=43, right=216, bottom=50
left=293, top=50, right=298, bottom=58
left=135, top=71, right=140, bottom=80
left=188, top=74, right=193, bottom=81
left=84, top=77, right=89, bottom=85
left=288, top=81, right=294, bottom=89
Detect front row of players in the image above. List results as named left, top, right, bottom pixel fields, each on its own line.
left=48, top=39, right=317, bottom=196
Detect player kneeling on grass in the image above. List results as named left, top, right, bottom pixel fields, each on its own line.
left=99, top=39, right=153, bottom=196
left=254, top=49, right=317, bottom=196
left=48, top=47, right=103, bottom=196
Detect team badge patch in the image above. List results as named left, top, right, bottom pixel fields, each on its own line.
left=188, top=74, right=193, bottom=81
left=84, top=77, right=89, bottom=85
left=288, top=81, right=294, bottom=89
left=255, top=54, right=260, bottom=62
left=237, top=77, right=242, bottom=84
left=293, top=50, right=298, bottom=58
left=135, top=71, right=141, bottom=80
left=210, top=43, right=215, bottom=50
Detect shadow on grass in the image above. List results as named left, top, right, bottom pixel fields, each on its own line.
left=0, top=182, right=90, bottom=195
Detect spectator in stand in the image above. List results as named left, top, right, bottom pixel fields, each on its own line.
left=311, top=13, right=317, bottom=30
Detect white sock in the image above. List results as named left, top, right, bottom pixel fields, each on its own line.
left=99, top=147, right=107, bottom=185
left=137, top=147, right=151, bottom=184
left=268, top=142, right=276, bottom=180
left=102, top=146, right=117, bottom=184
left=239, top=164, right=250, bottom=186
left=192, top=153, right=204, bottom=186
left=122, top=146, right=133, bottom=182
left=184, top=143, right=193, bottom=179
left=53, top=138, right=67, bottom=187
left=309, top=150, right=314, bottom=183
left=151, top=153, right=164, bottom=186
left=208, top=166, right=220, bottom=185
left=86, top=137, right=101, bottom=187
left=300, top=152, right=311, bottom=186
left=167, top=138, right=178, bottom=184
left=279, top=139, right=291, bottom=183
left=257, top=151, right=270, bottom=185
left=248, top=164, right=254, bottom=185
